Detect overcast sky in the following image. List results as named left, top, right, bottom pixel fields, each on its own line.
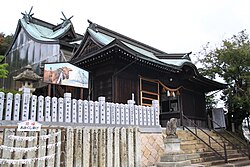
left=1, top=0, right=250, bottom=60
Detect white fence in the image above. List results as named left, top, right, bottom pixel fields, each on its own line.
left=0, top=90, right=160, bottom=128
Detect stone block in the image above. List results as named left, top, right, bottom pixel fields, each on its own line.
left=157, top=160, right=191, bottom=167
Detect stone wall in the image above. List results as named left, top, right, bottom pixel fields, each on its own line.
left=141, top=133, right=165, bottom=167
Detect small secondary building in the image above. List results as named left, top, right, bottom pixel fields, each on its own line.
left=3, top=9, right=83, bottom=96
left=70, top=21, right=226, bottom=127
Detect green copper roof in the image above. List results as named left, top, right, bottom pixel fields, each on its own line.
left=20, top=18, right=72, bottom=42
left=87, top=28, right=192, bottom=67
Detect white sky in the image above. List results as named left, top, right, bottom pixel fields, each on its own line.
left=1, top=0, right=250, bottom=59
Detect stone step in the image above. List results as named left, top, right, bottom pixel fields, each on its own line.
left=188, top=150, right=242, bottom=164
left=199, top=145, right=233, bottom=152
left=176, top=129, right=250, bottom=167
left=211, top=159, right=250, bottom=167
left=201, top=153, right=244, bottom=162
left=195, top=156, right=249, bottom=167
left=181, top=143, right=233, bottom=154
left=199, top=150, right=239, bottom=158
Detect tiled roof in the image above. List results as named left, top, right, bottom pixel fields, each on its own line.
left=87, top=27, right=192, bottom=68
left=20, top=18, right=72, bottom=42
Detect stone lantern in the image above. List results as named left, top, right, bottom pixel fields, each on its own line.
left=13, top=65, right=42, bottom=94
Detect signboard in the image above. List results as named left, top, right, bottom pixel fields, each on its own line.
left=43, top=63, right=89, bottom=88
left=17, top=120, right=42, bottom=131
left=212, top=108, right=226, bottom=129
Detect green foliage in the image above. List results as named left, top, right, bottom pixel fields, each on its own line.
left=0, top=33, right=13, bottom=55
left=0, top=88, right=21, bottom=95
left=197, top=30, right=250, bottom=129
left=0, top=32, right=11, bottom=79
left=0, top=55, right=8, bottom=78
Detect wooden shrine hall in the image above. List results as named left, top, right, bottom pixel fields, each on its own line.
left=69, top=21, right=226, bottom=127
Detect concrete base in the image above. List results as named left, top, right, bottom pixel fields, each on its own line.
left=157, top=136, right=191, bottom=167
left=157, top=160, right=191, bottom=167
left=164, top=137, right=182, bottom=153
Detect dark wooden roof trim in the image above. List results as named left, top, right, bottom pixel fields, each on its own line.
left=188, top=76, right=227, bottom=92
left=71, top=39, right=181, bottom=73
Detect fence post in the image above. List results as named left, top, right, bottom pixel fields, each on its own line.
left=150, top=107, right=155, bottom=126
left=37, top=95, right=44, bottom=121
left=83, top=100, right=89, bottom=123
left=125, top=104, right=129, bottom=125
left=128, top=100, right=135, bottom=125
left=127, top=127, right=134, bottom=167
left=116, top=103, right=120, bottom=125
left=0, top=92, right=4, bottom=120
left=134, top=106, right=139, bottom=125
left=99, top=97, right=106, bottom=124
left=30, top=95, right=37, bottom=121
left=120, top=104, right=125, bottom=125
left=5, top=93, right=13, bottom=120
left=77, top=99, right=83, bottom=123
left=94, top=101, right=100, bottom=124
left=51, top=97, right=58, bottom=122
left=106, top=127, right=113, bottom=166
left=114, top=127, right=120, bottom=167
left=142, top=106, right=147, bottom=126
left=21, top=88, right=30, bottom=120
left=45, top=96, right=51, bottom=122
left=64, top=93, right=72, bottom=123
left=147, top=107, right=151, bottom=126
left=89, top=101, right=94, bottom=124
left=134, top=127, right=141, bottom=167
left=72, top=99, right=77, bottom=123
left=106, top=103, right=111, bottom=124
left=58, top=97, right=64, bottom=122
left=13, top=93, right=21, bottom=121
left=152, top=100, right=160, bottom=126
left=111, top=103, right=116, bottom=125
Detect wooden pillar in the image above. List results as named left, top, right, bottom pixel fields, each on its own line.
left=48, top=84, right=51, bottom=96
left=80, top=88, right=83, bottom=99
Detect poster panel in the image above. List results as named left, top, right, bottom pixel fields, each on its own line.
left=43, top=63, right=89, bottom=88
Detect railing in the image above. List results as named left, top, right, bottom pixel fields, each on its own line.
left=0, top=90, right=160, bottom=131
left=182, top=115, right=228, bottom=163
left=208, top=117, right=250, bottom=159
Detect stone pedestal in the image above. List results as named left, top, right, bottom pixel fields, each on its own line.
left=164, top=137, right=182, bottom=153
left=157, top=136, right=191, bottom=167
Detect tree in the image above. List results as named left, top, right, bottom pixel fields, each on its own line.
left=0, top=33, right=13, bottom=55
left=0, top=56, right=8, bottom=78
left=197, top=30, right=250, bottom=131
left=0, top=32, right=11, bottom=78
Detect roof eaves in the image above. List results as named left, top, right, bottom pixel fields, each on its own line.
left=193, top=75, right=228, bottom=91
left=71, top=39, right=181, bottom=73
left=5, top=20, right=22, bottom=56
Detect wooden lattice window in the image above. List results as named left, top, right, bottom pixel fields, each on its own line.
left=139, top=76, right=160, bottom=106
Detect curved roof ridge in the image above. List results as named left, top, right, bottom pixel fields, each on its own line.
left=88, top=21, right=166, bottom=55
left=20, top=17, right=72, bottom=42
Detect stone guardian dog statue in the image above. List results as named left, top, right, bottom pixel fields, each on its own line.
left=166, top=118, right=177, bottom=137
